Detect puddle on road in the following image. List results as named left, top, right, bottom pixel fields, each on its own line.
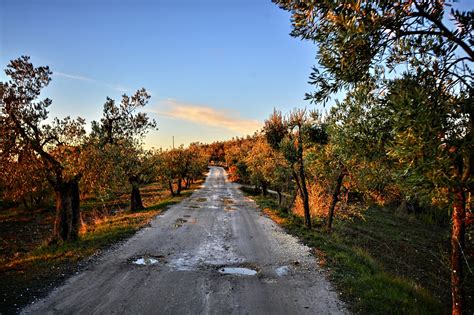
left=275, top=266, right=290, bottom=276
left=218, top=267, right=257, bottom=276
left=130, top=254, right=166, bottom=266
left=133, top=257, right=159, bottom=266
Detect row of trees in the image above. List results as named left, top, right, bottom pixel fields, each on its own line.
left=0, top=56, right=209, bottom=244
left=268, top=1, right=473, bottom=314
left=203, top=1, right=472, bottom=313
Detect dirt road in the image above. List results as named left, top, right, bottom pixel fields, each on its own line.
left=23, top=167, right=346, bottom=314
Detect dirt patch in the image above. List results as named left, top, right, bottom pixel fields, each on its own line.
left=195, top=198, right=207, bottom=202
left=222, top=198, right=234, bottom=206
left=174, top=218, right=188, bottom=228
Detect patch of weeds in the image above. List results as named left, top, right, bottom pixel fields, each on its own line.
left=195, top=198, right=207, bottom=202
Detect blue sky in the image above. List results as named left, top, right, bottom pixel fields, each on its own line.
left=1, top=0, right=472, bottom=149
left=0, top=0, right=318, bottom=148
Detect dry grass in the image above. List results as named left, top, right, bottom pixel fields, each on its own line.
left=262, top=207, right=288, bottom=225
left=292, top=182, right=363, bottom=222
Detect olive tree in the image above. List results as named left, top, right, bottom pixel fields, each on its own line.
left=90, top=89, right=157, bottom=211
left=0, top=56, right=86, bottom=243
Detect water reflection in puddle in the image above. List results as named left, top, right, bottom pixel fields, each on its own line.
left=275, top=266, right=290, bottom=276
left=218, top=267, right=257, bottom=276
left=133, top=257, right=159, bottom=265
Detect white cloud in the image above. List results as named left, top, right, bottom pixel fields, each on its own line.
left=53, top=71, right=130, bottom=93
left=54, top=71, right=93, bottom=82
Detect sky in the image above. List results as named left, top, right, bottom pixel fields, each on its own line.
left=0, top=0, right=318, bottom=149
left=1, top=0, right=472, bottom=149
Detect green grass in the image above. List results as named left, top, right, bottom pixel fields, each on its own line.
left=249, top=193, right=451, bottom=315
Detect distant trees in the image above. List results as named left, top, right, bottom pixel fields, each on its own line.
left=246, top=136, right=290, bottom=204
left=157, top=145, right=209, bottom=196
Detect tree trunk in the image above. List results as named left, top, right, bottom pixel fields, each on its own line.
left=277, top=190, right=282, bottom=206
left=261, top=181, right=268, bottom=196
left=296, top=126, right=311, bottom=229
left=298, top=162, right=311, bottom=229
left=177, top=178, right=182, bottom=195
left=450, top=188, right=466, bottom=315
left=168, top=180, right=175, bottom=196
left=51, top=179, right=81, bottom=243
left=327, top=171, right=345, bottom=233
left=130, top=177, right=144, bottom=212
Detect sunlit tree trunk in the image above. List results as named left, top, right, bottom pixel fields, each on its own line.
left=296, top=125, right=311, bottom=229
left=327, top=170, right=345, bottom=233
left=51, top=179, right=81, bottom=243
left=300, top=175, right=311, bottom=229
left=292, top=168, right=310, bottom=227
left=450, top=188, right=466, bottom=315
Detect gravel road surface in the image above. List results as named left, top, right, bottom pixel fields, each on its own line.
left=23, top=166, right=346, bottom=314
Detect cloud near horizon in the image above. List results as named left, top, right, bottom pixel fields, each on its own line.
left=151, top=99, right=262, bottom=136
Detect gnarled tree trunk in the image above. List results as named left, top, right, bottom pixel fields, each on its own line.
left=168, top=180, right=175, bottom=196
left=327, top=170, right=346, bottom=233
left=129, top=176, right=144, bottom=212
left=51, top=179, right=81, bottom=243
left=177, top=178, right=182, bottom=195
left=292, top=168, right=310, bottom=228
left=299, top=162, right=311, bottom=229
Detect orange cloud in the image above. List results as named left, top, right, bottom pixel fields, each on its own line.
left=152, top=99, right=262, bottom=135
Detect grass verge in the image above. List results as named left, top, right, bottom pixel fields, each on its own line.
left=247, top=191, right=457, bottom=315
